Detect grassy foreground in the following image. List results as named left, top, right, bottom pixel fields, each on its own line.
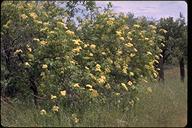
left=1, top=67, right=187, bottom=127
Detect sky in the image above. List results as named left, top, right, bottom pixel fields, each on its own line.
left=96, top=1, right=187, bottom=23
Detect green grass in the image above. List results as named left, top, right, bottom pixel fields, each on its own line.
left=1, top=67, right=187, bottom=127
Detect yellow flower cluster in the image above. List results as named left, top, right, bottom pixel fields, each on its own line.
left=119, top=37, right=125, bottom=41
left=95, top=64, right=101, bottom=72
left=29, top=12, right=38, bottom=19
left=106, top=17, right=115, bottom=25
left=14, top=49, right=23, bottom=55
left=33, top=38, right=40, bottom=42
left=72, top=46, right=82, bottom=53
left=121, top=83, right=128, bottom=91
left=73, top=83, right=80, bottom=88
left=127, top=81, right=133, bottom=86
left=90, top=44, right=96, bottom=49
left=66, top=30, right=75, bottom=36
left=159, top=29, right=167, bottom=33
left=97, top=75, right=106, bottom=84
left=42, top=64, right=48, bottom=69
left=73, top=39, right=82, bottom=45
left=72, top=114, right=79, bottom=123
left=149, top=25, right=157, bottom=30
left=86, top=84, right=92, bottom=89
left=40, top=40, right=48, bottom=45
left=52, top=105, right=59, bottom=112
left=133, top=24, right=140, bottom=28
left=21, top=14, right=28, bottom=20
left=116, top=31, right=122, bottom=37
left=51, top=95, right=57, bottom=100
left=40, top=109, right=47, bottom=115
left=60, top=90, right=66, bottom=96
left=25, top=62, right=31, bottom=67
left=125, top=42, right=133, bottom=47
left=89, top=88, right=99, bottom=97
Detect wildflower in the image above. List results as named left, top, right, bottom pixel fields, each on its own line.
left=125, top=42, right=133, bottom=47
left=95, top=64, right=101, bottom=72
left=27, top=48, right=32, bottom=52
left=119, top=37, right=125, bottom=41
left=159, top=28, right=167, bottom=33
left=153, top=72, right=158, bottom=78
left=159, top=54, right=163, bottom=58
left=116, top=31, right=122, bottom=36
left=29, top=12, right=38, bottom=19
left=149, top=25, right=157, bottom=29
left=73, top=39, right=82, bottom=45
left=129, top=72, right=134, bottom=76
left=133, top=24, right=140, bottom=28
left=97, top=75, right=106, bottom=84
left=51, top=95, right=57, bottom=100
left=24, top=62, right=30, bottom=67
left=105, top=83, right=111, bottom=89
left=127, top=81, right=133, bottom=86
left=40, top=40, right=48, bottom=45
left=133, top=48, right=138, bottom=52
left=60, top=90, right=66, bottom=96
left=52, top=105, right=59, bottom=112
left=147, top=51, right=152, bottom=55
left=145, top=38, right=149, bottom=41
left=135, top=97, right=140, bottom=101
left=72, top=46, right=82, bottom=53
left=84, top=44, right=89, bottom=48
left=90, top=89, right=99, bottom=97
left=40, top=109, right=47, bottom=115
left=14, top=49, right=23, bottom=55
left=130, top=53, right=135, bottom=57
left=89, top=53, right=93, bottom=57
left=85, top=66, right=89, bottom=70
left=90, top=44, right=96, bottom=49
left=161, top=43, right=165, bottom=47
left=66, top=30, right=75, bottom=36
left=72, top=114, right=79, bottom=123
left=33, top=38, right=40, bottom=42
left=70, top=61, right=76, bottom=65
left=86, top=84, right=92, bottom=89
left=20, top=14, right=28, bottom=20
left=101, top=52, right=106, bottom=55
left=147, top=87, right=152, bottom=93
left=57, top=21, right=65, bottom=27
left=73, top=83, right=80, bottom=88
left=115, top=92, right=120, bottom=96
left=121, top=83, right=128, bottom=91
left=42, top=64, right=48, bottom=69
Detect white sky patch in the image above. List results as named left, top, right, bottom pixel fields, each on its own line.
left=96, top=1, right=187, bottom=22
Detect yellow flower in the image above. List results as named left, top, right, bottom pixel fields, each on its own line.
left=84, top=44, right=89, bottom=48
left=89, top=53, right=93, bottom=57
left=130, top=53, right=135, bottom=57
left=66, top=30, right=75, bottom=36
left=105, top=83, right=111, bottom=89
left=129, top=72, right=134, bottom=76
left=97, top=75, right=106, bottom=84
left=125, top=42, right=133, bottom=47
left=72, top=46, right=82, bottom=53
left=73, top=39, right=82, bottom=45
left=133, top=48, right=138, bottom=52
left=127, top=81, right=133, bottom=86
left=27, top=48, right=32, bottom=52
left=90, top=89, right=99, bottom=97
left=29, top=12, right=38, bottom=19
left=115, top=92, right=120, bottom=96
left=147, top=51, right=152, bottom=55
left=57, top=21, right=65, bottom=27
left=40, top=109, right=47, bottom=115
left=24, top=62, right=30, bottom=67
left=21, top=14, right=28, bottom=20
left=51, top=95, right=57, bottom=100
left=33, top=38, right=40, bottom=42
left=42, top=64, right=48, bottom=69
left=52, top=105, right=59, bottom=112
left=121, top=83, right=128, bottom=91
left=90, top=44, right=96, bottom=49
left=101, top=52, right=106, bottom=55
left=159, top=54, right=163, bottom=58
left=74, top=117, right=79, bottom=123
left=116, top=31, right=122, bottom=36
left=159, top=29, right=167, bottom=33
left=119, top=37, right=125, bottom=41
left=60, top=90, right=66, bottom=96
left=153, top=72, right=158, bottom=78
left=149, top=25, right=157, bottom=29
left=161, top=43, right=165, bottom=47
left=147, top=87, right=152, bottom=93
left=133, top=24, right=140, bottom=28
left=145, top=38, right=149, bottom=41
left=86, top=84, right=92, bottom=89
left=95, top=64, right=101, bottom=72
left=73, top=83, right=80, bottom=88
left=14, top=49, right=23, bottom=55
left=40, top=41, right=48, bottom=45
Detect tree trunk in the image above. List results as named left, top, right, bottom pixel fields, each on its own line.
left=29, top=77, right=39, bottom=107
left=179, top=57, right=185, bottom=82
left=158, top=56, right=164, bottom=83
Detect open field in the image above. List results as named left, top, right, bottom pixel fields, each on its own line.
left=1, top=66, right=187, bottom=127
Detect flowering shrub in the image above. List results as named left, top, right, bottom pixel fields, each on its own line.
left=1, top=1, right=166, bottom=116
